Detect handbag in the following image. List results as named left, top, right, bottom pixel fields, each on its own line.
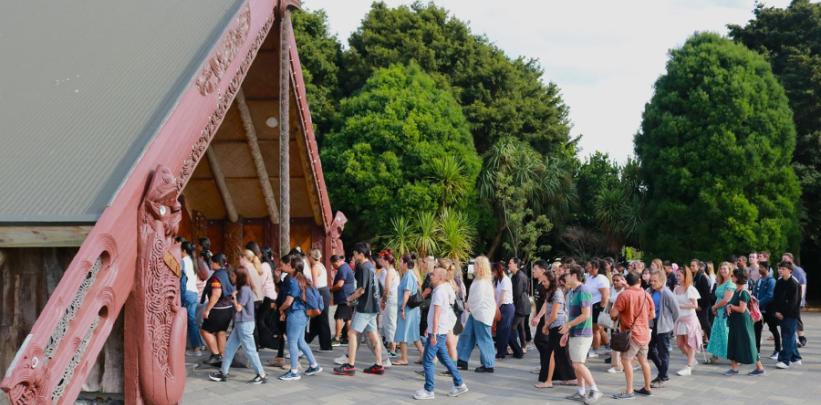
left=597, top=309, right=613, bottom=330
left=748, top=293, right=762, bottom=322
left=611, top=291, right=646, bottom=353
left=407, top=289, right=424, bottom=309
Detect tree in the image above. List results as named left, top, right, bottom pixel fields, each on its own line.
left=728, top=0, right=821, bottom=262
left=340, top=1, right=571, bottom=154
left=635, top=32, right=800, bottom=262
left=321, top=63, right=481, bottom=243
left=292, top=8, right=343, bottom=141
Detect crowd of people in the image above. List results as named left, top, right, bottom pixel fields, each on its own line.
left=178, top=239, right=809, bottom=403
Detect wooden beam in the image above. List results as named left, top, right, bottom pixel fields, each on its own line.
left=206, top=147, right=239, bottom=222
left=278, top=10, right=292, bottom=256
left=0, top=226, right=92, bottom=247
left=237, top=89, right=280, bottom=225
left=293, top=119, right=324, bottom=226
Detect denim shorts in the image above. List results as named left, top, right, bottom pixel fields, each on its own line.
left=351, top=312, right=379, bottom=334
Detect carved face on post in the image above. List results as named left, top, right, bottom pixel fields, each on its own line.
left=144, top=166, right=182, bottom=238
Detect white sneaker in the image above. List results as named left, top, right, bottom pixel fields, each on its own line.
left=794, top=360, right=802, bottom=366
left=775, top=362, right=789, bottom=369
left=334, top=355, right=348, bottom=365
left=449, top=384, right=469, bottom=397
left=383, top=357, right=392, bottom=368
left=588, top=351, right=599, bottom=359
left=607, top=367, right=622, bottom=374
left=769, top=352, right=779, bottom=361
left=677, top=367, right=692, bottom=376
left=413, top=389, right=435, bottom=400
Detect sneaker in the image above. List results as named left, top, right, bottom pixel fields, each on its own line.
left=799, top=336, right=807, bottom=347
left=474, top=366, right=494, bottom=373
left=607, top=367, right=623, bottom=374
left=333, top=363, right=356, bottom=376
left=794, top=359, right=803, bottom=366
left=612, top=392, right=635, bottom=400
left=585, top=390, right=603, bottom=404
left=769, top=351, right=779, bottom=361
left=457, top=360, right=469, bottom=371
left=565, top=392, right=586, bottom=401
left=331, top=338, right=342, bottom=347
left=723, top=369, right=739, bottom=376
left=676, top=366, right=692, bottom=376
left=363, top=364, right=385, bottom=375
left=208, top=371, right=227, bottom=382
left=413, top=389, right=435, bottom=400
left=388, top=350, right=399, bottom=358
left=634, top=387, right=652, bottom=396
left=449, top=384, right=469, bottom=397
left=249, top=374, right=267, bottom=384
left=205, top=354, right=223, bottom=367
left=650, top=379, right=665, bottom=388
left=748, top=368, right=765, bottom=376
left=305, top=365, right=323, bottom=376
left=588, top=351, right=599, bottom=359
left=278, top=370, right=301, bottom=381
left=383, top=357, right=392, bottom=368
left=775, top=362, right=789, bottom=369
left=334, top=355, right=349, bottom=365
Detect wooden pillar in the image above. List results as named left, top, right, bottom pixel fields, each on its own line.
left=278, top=9, right=291, bottom=256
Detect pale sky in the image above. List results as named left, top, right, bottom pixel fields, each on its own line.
left=302, top=0, right=793, bottom=162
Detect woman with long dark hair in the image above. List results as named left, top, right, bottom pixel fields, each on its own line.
left=395, top=253, right=423, bottom=365
left=494, top=261, right=520, bottom=359
left=535, top=270, right=576, bottom=387
left=278, top=254, right=322, bottom=381
left=180, top=241, right=203, bottom=355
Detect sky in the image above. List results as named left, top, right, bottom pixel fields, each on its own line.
left=301, top=0, right=793, bottom=162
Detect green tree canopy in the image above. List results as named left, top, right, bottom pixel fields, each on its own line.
left=635, top=32, right=800, bottom=262
left=729, top=0, right=821, bottom=259
left=340, top=1, right=571, bottom=154
left=321, top=63, right=481, bottom=243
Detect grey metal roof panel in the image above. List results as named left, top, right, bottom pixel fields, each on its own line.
left=0, top=0, right=245, bottom=223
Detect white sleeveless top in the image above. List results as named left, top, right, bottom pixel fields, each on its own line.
left=306, top=262, right=328, bottom=288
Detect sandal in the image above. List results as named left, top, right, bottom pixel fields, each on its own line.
left=392, top=361, right=409, bottom=366
left=534, top=382, right=553, bottom=389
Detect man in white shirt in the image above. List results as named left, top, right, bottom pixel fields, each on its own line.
left=584, top=260, right=610, bottom=356
left=413, top=267, right=469, bottom=400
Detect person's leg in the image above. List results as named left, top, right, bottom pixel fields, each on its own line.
left=435, top=335, right=464, bottom=387
left=475, top=322, right=496, bottom=368
left=202, top=330, right=218, bottom=355
left=220, top=328, right=242, bottom=375
left=318, top=288, right=332, bottom=350
left=658, top=332, right=670, bottom=380
left=754, top=319, right=763, bottom=354
left=183, top=293, right=201, bottom=350
left=638, top=353, right=652, bottom=391
left=647, top=330, right=661, bottom=378
left=622, top=355, right=634, bottom=394
left=217, top=331, right=228, bottom=355
left=495, top=306, right=513, bottom=358
left=446, top=332, right=457, bottom=360
left=347, top=330, right=360, bottom=365
left=286, top=317, right=303, bottom=371
left=457, top=316, right=476, bottom=363
left=766, top=312, right=781, bottom=353
left=368, top=329, right=383, bottom=366
left=298, top=318, right=318, bottom=368
left=537, top=338, right=550, bottom=383
left=779, top=317, right=796, bottom=365
left=238, top=322, right=266, bottom=376
left=422, top=335, right=437, bottom=393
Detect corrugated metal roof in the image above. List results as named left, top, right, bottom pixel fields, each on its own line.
left=0, top=0, right=245, bottom=223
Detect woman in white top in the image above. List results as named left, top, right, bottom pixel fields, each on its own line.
left=240, top=250, right=264, bottom=303
left=607, top=273, right=627, bottom=374
left=181, top=242, right=204, bottom=354
left=493, top=261, right=520, bottom=359
left=456, top=256, right=496, bottom=371
left=674, top=265, right=703, bottom=376
left=378, top=250, right=399, bottom=356
left=306, top=248, right=332, bottom=351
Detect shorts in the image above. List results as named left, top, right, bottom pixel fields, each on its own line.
left=201, top=306, right=232, bottom=333
left=624, top=339, right=648, bottom=360
left=351, top=312, right=379, bottom=334
left=592, top=303, right=603, bottom=325
left=568, top=336, right=593, bottom=363
left=335, top=303, right=354, bottom=321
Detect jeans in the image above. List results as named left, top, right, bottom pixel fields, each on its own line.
left=182, top=290, right=203, bottom=349
left=648, top=330, right=671, bottom=379
left=496, top=304, right=521, bottom=358
left=307, top=287, right=332, bottom=350
left=456, top=315, right=495, bottom=368
left=220, top=321, right=264, bottom=376
left=778, top=317, right=801, bottom=365
left=754, top=311, right=781, bottom=354
left=423, top=334, right=463, bottom=392
left=287, top=311, right=317, bottom=371
left=510, top=315, right=527, bottom=351
left=696, top=308, right=711, bottom=339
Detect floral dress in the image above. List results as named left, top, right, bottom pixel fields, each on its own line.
left=706, top=280, right=734, bottom=358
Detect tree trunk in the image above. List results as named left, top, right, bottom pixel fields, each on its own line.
left=487, top=223, right=506, bottom=260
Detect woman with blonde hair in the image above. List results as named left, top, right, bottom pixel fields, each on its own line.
left=305, top=248, right=332, bottom=351
left=706, top=262, right=734, bottom=364
left=456, top=256, right=497, bottom=372
left=240, top=249, right=262, bottom=303
left=673, top=265, right=703, bottom=376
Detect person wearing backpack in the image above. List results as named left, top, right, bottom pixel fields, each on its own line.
left=278, top=254, right=322, bottom=381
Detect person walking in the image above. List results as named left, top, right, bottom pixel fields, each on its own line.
left=646, top=270, right=679, bottom=387
left=706, top=262, right=734, bottom=363
left=781, top=253, right=807, bottom=347
left=535, top=269, right=576, bottom=388
left=584, top=260, right=610, bottom=358
left=692, top=260, right=712, bottom=342
left=277, top=254, right=322, bottom=381
left=606, top=273, right=627, bottom=374
left=560, top=265, right=603, bottom=404
left=413, top=267, right=469, bottom=400
left=494, top=261, right=522, bottom=359
left=752, top=262, right=779, bottom=359
left=379, top=249, right=400, bottom=357
left=306, top=249, right=332, bottom=351
left=333, top=242, right=386, bottom=376
left=509, top=258, right=531, bottom=355
left=773, top=261, right=803, bottom=369
left=456, top=256, right=497, bottom=373
left=394, top=253, right=425, bottom=365
left=330, top=254, right=355, bottom=346
left=724, top=268, right=766, bottom=376
left=180, top=241, right=204, bottom=355
left=200, top=254, right=235, bottom=367
left=208, top=266, right=268, bottom=384
left=673, top=265, right=702, bottom=377
left=611, top=272, right=655, bottom=400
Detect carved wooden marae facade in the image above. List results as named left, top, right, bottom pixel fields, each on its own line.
left=0, top=1, right=344, bottom=404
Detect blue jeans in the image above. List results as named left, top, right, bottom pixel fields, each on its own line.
left=423, top=334, right=463, bottom=392
left=778, top=317, right=802, bottom=365
left=182, top=290, right=203, bottom=349
left=220, top=321, right=264, bottom=375
left=495, top=303, right=520, bottom=358
left=456, top=315, right=495, bottom=368
left=287, top=310, right=317, bottom=372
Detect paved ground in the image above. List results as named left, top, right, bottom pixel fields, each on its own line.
left=183, top=312, right=821, bottom=404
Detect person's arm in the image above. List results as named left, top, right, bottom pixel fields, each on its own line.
left=759, top=279, right=774, bottom=309
left=729, top=292, right=749, bottom=314
left=430, top=303, right=442, bottom=344
left=196, top=258, right=209, bottom=281
left=560, top=305, right=591, bottom=334
left=384, top=269, right=394, bottom=306
left=712, top=289, right=733, bottom=313
left=531, top=300, right=548, bottom=326
left=232, top=290, right=243, bottom=313
left=331, top=277, right=344, bottom=292
left=279, top=296, right=294, bottom=320
left=203, top=287, right=221, bottom=319
left=667, top=291, right=680, bottom=321
left=311, top=263, right=320, bottom=288
left=545, top=301, right=560, bottom=329
left=599, top=286, right=609, bottom=309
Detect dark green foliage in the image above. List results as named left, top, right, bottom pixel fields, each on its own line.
left=635, top=32, right=800, bottom=262
left=320, top=63, right=481, bottom=243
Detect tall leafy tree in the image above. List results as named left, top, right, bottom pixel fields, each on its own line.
left=635, top=33, right=800, bottom=262
left=321, top=63, right=481, bottom=243
left=729, top=0, right=821, bottom=263
left=340, top=1, right=571, bottom=154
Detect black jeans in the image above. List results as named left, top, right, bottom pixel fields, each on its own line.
left=696, top=308, right=711, bottom=339
left=754, top=311, right=781, bottom=353
left=307, top=287, right=332, bottom=350
left=648, top=330, right=671, bottom=380
left=510, top=315, right=527, bottom=351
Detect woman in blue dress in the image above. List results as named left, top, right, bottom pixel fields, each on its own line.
left=706, top=262, right=735, bottom=363
left=394, top=253, right=424, bottom=365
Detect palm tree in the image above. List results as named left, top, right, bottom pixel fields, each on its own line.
left=414, top=211, right=439, bottom=258
left=386, top=216, right=414, bottom=255
left=430, top=155, right=469, bottom=210
left=438, top=209, right=475, bottom=262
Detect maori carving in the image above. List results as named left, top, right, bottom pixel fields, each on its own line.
left=224, top=221, right=243, bottom=268
left=192, top=210, right=209, bottom=241
left=44, top=258, right=102, bottom=359
left=178, top=15, right=276, bottom=191
left=52, top=318, right=99, bottom=401
left=330, top=211, right=347, bottom=256
left=135, top=165, right=186, bottom=404
left=195, top=4, right=252, bottom=95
